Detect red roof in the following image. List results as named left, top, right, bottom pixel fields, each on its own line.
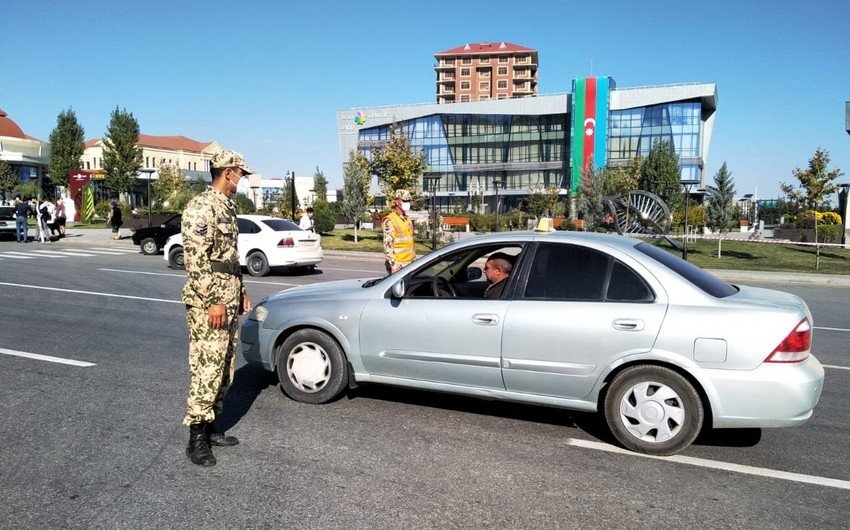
left=435, top=42, right=536, bottom=55
left=86, top=134, right=213, bottom=152
left=0, top=108, right=27, bottom=139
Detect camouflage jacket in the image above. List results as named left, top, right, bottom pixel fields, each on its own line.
left=181, top=188, right=245, bottom=309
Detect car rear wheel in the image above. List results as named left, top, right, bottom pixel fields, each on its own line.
left=246, top=250, right=269, bottom=277
left=603, top=365, right=703, bottom=456
left=276, top=329, right=348, bottom=404
left=140, top=237, right=158, bottom=255
left=168, top=246, right=184, bottom=269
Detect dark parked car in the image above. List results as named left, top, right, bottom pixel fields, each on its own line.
left=0, top=205, right=17, bottom=239
left=131, top=214, right=182, bottom=255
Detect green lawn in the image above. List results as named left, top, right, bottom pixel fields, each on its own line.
left=320, top=228, right=850, bottom=275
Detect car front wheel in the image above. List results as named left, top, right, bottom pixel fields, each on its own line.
left=140, top=237, right=158, bottom=255
left=246, top=250, right=269, bottom=277
left=168, top=246, right=184, bottom=270
left=275, top=329, right=348, bottom=404
left=603, top=365, right=704, bottom=456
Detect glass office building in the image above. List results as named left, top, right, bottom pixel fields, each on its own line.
left=336, top=78, right=717, bottom=212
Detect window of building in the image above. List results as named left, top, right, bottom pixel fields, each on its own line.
left=460, top=95, right=470, bottom=102
left=443, top=59, right=455, bottom=67
left=497, top=80, right=508, bottom=89
left=460, top=81, right=470, bottom=90
left=462, top=57, right=472, bottom=65
left=497, top=66, right=508, bottom=76
left=479, top=95, right=490, bottom=101
left=480, top=56, right=490, bottom=64
left=499, top=56, right=509, bottom=64
left=479, top=81, right=490, bottom=90
left=461, top=68, right=470, bottom=77
left=479, top=70, right=490, bottom=78
left=497, top=93, right=508, bottom=100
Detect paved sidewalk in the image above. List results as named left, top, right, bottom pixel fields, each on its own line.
left=53, top=227, right=850, bottom=286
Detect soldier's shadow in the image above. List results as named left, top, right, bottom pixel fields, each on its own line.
left=215, top=364, right=277, bottom=431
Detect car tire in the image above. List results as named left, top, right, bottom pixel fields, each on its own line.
left=246, top=250, right=269, bottom=277
left=140, top=237, right=158, bottom=255
left=168, top=246, right=185, bottom=270
left=275, top=329, right=348, bottom=404
left=603, top=365, right=704, bottom=456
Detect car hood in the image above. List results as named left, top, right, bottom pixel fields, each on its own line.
left=262, top=277, right=385, bottom=304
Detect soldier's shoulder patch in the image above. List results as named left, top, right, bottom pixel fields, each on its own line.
left=195, top=224, right=208, bottom=236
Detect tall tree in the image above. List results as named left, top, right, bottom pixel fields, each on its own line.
left=0, top=160, right=18, bottom=202
left=151, top=163, right=187, bottom=208
left=313, top=166, right=329, bottom=202
left=102, top=106, right=143, bottom=196
left=601, top=157, right=641, bottom=197
left=639, top=139, right=681, bottom=208
left=577, top=162, right=606, bottom=230
left=275, top=177, right=299, bottom=219
left=705, top=162, right=737, bottom=257
left=780, top=148, right=843, bottom=268
left=47, top=108, right=85, bottom=190
left=341, top=150, right=368, bottom=243
left=370, top=122, right=426, bottom=197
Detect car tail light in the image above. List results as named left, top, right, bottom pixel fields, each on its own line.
left=277, top=237, right=294, bottom=248
left=764, top=318, right=811, bottom=363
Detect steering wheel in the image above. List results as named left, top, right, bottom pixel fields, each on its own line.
left=431, top=276, right=456, bottom=298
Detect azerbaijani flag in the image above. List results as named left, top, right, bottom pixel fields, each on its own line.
left=571, top=77, right=610, bottom=195
left=82, top=184, right=94, bottom=223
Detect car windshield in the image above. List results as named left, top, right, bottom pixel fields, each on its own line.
left=635, top=242, right=739, bottom=298
left=261, top=219, right=302, bottom=232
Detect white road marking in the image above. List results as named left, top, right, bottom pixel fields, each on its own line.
left=823, top=364, right=850, bottom=371
left=565, top=438, right=850, bottom=490
left=0, top=253, right=36, bottom=259
left=74, top=248, right=133, bottom=255
left=30, top=249, right=97, bottom=257
left=0, top=281, right=182, bottom=304
left=815, top=326, right=850, bottom=332
left=86, top=247, right=139, bottom=253
left=97, top=268, right=299, bottom=286
left=0, top=347, right=96, bottom=367
left=5, top=250, right=65, bottom=257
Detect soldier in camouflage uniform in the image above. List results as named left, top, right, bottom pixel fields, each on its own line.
left=181, top=149, right=253, bottom=466
left=382, top=189, right=415, bottom=274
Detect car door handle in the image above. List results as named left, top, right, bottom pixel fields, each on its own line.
left=612, top=319, right=645, bottom=331
left=472, top=313, right=499, bottom=326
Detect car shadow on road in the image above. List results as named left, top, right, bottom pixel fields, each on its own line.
left=215, top=364, right=278, bottom=432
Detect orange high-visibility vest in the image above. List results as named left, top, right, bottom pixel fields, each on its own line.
left=387, top=211, right=415, bottom=264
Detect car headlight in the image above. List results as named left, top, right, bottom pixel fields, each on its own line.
left=250, top=304, right=268, bottom=323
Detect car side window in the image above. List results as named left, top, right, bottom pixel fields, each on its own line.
left=523, top=243, right=608, bottom=301
left=237, top=218, right=260, bottom=234
left=606, top=261, right=654, bottom=302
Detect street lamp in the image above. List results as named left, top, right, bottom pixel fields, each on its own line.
left=423, top=175, right=441, bottom=250
left=288, top=170, right=296, bottom=219
left=680, top=179, right=700, bottom=260
left=493, top=178, right=505, bottom=232
left=837, top=183, right=850, bottom=246
left=139, top=168, right=155, bottom=226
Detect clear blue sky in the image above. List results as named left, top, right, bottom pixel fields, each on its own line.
left=5, top=0, right=849, bottom=201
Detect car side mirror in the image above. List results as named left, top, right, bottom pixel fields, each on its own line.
left=466, top=267, right=483, bottom=281
left=391, top=279, right=406, bottom=299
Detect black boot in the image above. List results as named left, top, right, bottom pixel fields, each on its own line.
left=186, top=423, right=216, bottom=466
left=206, top=423, right=239, bottom=447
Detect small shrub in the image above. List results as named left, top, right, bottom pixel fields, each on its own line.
left=555, top=219, right=579, bottom=231
left=818, top=224, right=839, bottom=243
left=822, top=211, right=842, bottom=225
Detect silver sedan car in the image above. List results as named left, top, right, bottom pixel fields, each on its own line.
left=240, top=230, right=824, bottom=455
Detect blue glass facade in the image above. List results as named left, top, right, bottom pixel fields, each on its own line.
left=607, top=101, right=702, bottom=181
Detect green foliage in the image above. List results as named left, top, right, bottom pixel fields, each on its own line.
left=152, top=163, right=187, bottom=209
left=232, top=194, right=256, bottom=214
left=525, top=186, right=562, bottom=219
left=555, top=219, right=580, bottom=231
left=13, top=179, right=43, bottom=200
left=578, top=163, right=606, bottom=230
left=341, top=150, right=368, bottom=227
left=601, top=157, right=641, bottom=197
left=47, top=108, right=85, bottom=189
left=705, top=162, right=737, bottom=234
left=672, top=204, right=706, bottom=230
left=311, top=200, right=335, bottom=234
left=102, top=107, right=143, bottom=194
left=817, top=224, right=839, bottom=243
left=0, top=159, right=18, bottom=200
left=313, top=166, right=329, bottom=202
left=639, top=139, right=681, bottom=208
left=781, top=148, right=843, bottom=210
left=370, top=122, right=427, bottom=197
left=821, top=211, right=842, bottom=225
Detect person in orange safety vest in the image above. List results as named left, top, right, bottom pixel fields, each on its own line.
left=382, top=189, right=415, bottom=274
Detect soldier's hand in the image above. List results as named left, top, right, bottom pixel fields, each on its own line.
left=208, top=304, right=227, bottom=329
left=240, top=294, right=252, bottom=315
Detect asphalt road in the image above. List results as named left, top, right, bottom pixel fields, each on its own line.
left=0, top=237, right=848, bottom=529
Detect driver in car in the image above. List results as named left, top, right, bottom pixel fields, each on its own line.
left=483, top=252, right=514, bottom=299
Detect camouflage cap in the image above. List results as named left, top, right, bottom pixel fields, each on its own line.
left=211, top=149, right=254, bottom=174
left=394, top=189, right=412, bottom=201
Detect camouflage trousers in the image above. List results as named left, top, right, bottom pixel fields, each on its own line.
left=182, top=304, right=239, bottom=426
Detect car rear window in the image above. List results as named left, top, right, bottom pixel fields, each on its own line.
left=261, top=219, right=301, bottom=232
left=635, top=242, right=738, bottom=298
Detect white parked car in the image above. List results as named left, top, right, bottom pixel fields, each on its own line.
left=163, top=214, right=322, bottom=276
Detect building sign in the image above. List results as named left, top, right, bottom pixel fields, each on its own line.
left=338, top=110, right=390, bottom=135
left=571, top=76, right=612, bottom=194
